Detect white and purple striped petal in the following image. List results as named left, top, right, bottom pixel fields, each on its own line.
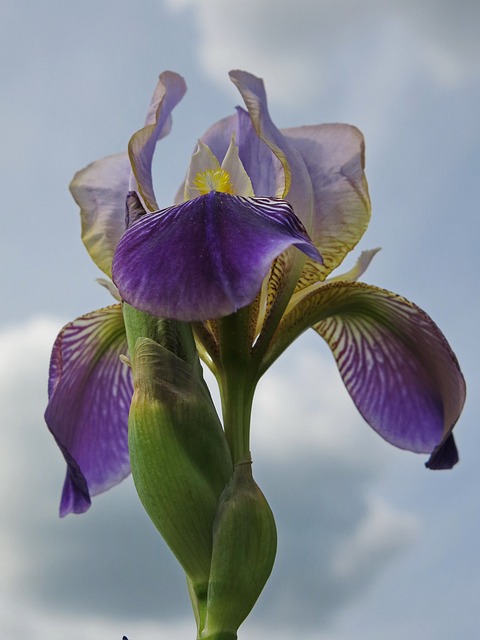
left=45, top=305, right=133, bottom=516
left=268, top=282, right=465, bottom=467
left=312, top=283, right=465, bottom=466
left=112, top=192, right=322, bottom=322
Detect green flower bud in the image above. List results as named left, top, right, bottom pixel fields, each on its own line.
left=128, top=336, right=233, bottom=603
left=200, top=459, right=277, bottom=639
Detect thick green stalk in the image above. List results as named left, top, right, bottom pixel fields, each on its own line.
left=122, top=302, right=233, bottom=634
left=217, top=308, right=258, bottom=464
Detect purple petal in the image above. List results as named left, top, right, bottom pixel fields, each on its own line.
left=271, top=282, right=465, bottom=464
left=283, top=124, right=371, bottom=279
left=70, top=152, right=131, bottom=277
left=229, top=70, right=314, bottom=228
left=311, top=283, right=465, bottom=462
left=128, top=71, right=187, bottom=211
left=45, top=305, right=133, bottom=516
left=112, top=192, right=321, bottom=321
left=426, top=434, right=458, bottom=470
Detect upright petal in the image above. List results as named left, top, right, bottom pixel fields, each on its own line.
left=128, top=71, right=187, bottom=211
left=70, top=73, right=186, bottom=276
left=229, top=71, right=314, bottom=230
left=112, top=192, right=321, bottom=322
left=266, top=282, right=465, bottom=464
left=70, top=152, right=131, bottom=277
left=45, top=305, right=133, bottom=516
left=284, top=124, right=371, bottom=281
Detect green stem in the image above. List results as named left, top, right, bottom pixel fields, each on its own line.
left=219, top=367, right=256, bottom=464
left=218, top=308, right=258, bottom=464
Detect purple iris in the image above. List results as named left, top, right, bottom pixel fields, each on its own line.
left=45, top=70, right=465, bottom=516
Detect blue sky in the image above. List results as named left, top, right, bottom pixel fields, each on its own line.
left=1, top=1, right=479, bottom=639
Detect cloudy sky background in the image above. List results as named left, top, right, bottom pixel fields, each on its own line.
left=1, top=1, right=479, bottom=639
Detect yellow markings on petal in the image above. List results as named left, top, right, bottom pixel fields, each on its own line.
left=194, top=168, right=235, bottom=195
left=184, top=137, right=254, bottom=201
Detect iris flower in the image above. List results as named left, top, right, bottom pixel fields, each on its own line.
left=45, top=70, right=465, bottom=517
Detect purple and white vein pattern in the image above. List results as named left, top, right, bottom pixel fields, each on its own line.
left=45, top=305, right=132, bottom=516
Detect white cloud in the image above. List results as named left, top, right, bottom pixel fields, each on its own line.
left=331, top=496, right=419, bottom=583
left=251, top=339, right=384, bottom=466
left=165, top=0, right=479, bottom=109
left=0, top=597, right=194, bottom=640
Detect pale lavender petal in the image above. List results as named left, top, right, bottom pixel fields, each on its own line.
left=70, top=152, right=131, bottom=277
left=283, top=124, right=371, bottom=278
left=112, top=193, right=321, bottom=321
left=45, top=305, right=133, bottom=516
left=128, top=71, right=187, bottom=211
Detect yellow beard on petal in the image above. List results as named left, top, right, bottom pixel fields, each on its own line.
left=194, top=168, right=235, bottom=195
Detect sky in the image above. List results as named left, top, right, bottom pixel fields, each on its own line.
left=1, top=1, right=479, bottom=639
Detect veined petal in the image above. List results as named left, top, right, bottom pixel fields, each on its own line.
left=112, top=192, right=321, bottom=322
left=45, top=305, right=133, bottom=516
left=128, top=71, right=187, bottom=211
left=70, top=152, right=131, bottom=277
left=284, top=124, right=371, bottom=281
left=266, top=282, right=465, bottom=465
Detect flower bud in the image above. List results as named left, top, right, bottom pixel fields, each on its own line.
left=128, top=336, right=232, bottom=601
left=201, top=459, right=277, bottom=639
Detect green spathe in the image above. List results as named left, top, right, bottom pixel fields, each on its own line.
left=200, top=461, right=277, bottom=639
left=125, top=306, right=232, bottom=604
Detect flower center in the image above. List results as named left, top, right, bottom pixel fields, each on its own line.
left=193, top=168, right=234, bottom=195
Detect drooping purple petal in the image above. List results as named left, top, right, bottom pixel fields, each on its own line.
left=45, top=305, right=133, bottom=516
left=268, top=282, right=465, bottom=465
left=128, top=71, right=187, bottom=211
left=112, top=192, right=322, bottom=322
left=283, top=124, right=371, bottom=279
left=70, top=152, right=131, bottom=277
